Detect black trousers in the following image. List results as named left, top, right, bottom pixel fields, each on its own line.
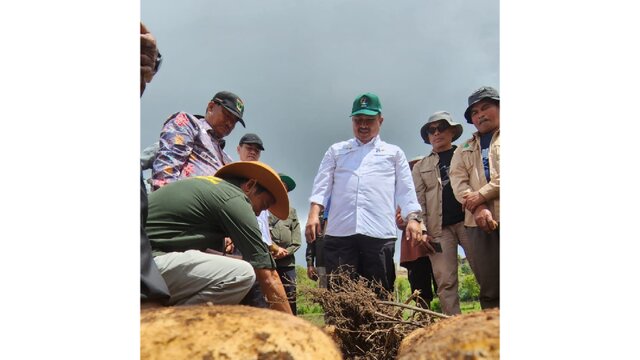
left=277, top=266, right=297, bottom=315
left=323, top=234, right=396, bottom=294
left=402, top=256, right=437, bottom=308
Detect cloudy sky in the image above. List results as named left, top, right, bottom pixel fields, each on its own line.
left=141, top=0, right=499, bottom=265
left=6, top=0, right=640, bottom=357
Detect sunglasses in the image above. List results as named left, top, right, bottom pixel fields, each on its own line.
left=427, top=122, right=449, bottom=135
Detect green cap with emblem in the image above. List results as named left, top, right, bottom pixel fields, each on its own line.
left=278, top=173, right=296, bottom=192
left=212, top=90, right=246, bottom=127
left=350, top=92, right=382, bottom=116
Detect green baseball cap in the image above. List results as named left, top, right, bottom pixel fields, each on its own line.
left=278, top=173, right=296, bottom=192
left=350, top=93, right=382, bottom=116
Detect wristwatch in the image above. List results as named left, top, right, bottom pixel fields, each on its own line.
left=406, top=212, right=422, bottom=223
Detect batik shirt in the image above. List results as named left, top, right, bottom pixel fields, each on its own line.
left=151, top=112, right=233, bottom=190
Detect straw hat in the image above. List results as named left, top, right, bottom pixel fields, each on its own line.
left=215, top=161, right=289, bottom=220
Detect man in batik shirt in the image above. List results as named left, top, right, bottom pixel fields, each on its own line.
left=151, top=91, right=245, bottom=190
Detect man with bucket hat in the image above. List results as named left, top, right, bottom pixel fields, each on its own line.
left=412, top=111, right=473, bottom=315
left=151, top=91, right=246, bottom=190
left=450, top=86, right=500, bottom=309
left=145, top=161, right=293, bottom=314
left=305, top=92, right=423, bottom=294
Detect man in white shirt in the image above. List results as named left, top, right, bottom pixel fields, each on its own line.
left=305, top=92, right=424, bottom=293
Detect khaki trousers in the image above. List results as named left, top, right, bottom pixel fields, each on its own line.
left=154, top=250, right=256, bottom=306
left=429, top=221, right=472, bottom=315
left=464, top=226, right=500, bottom=309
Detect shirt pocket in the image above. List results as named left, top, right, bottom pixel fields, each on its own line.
left=371, top=151, right=396, bottom=169
left=334, top=147, right=358, bottom=170
left=420, top=168, right=439, bottom=188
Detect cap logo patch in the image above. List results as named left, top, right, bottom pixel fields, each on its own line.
left=236, top=98, right=244, bottom=112
left=360, top=97, right=368, bottom=108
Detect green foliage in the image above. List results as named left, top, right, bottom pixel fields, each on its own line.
left=298, top=301, right=323, bottom=315
left=429, top=297, right=442, bottom=313
left=461, top=301, right=481, bottom=313
left=457, top=257, right=480, bottom=302
left=295, top=265, right=317, bottom=289
left=459, top=274, right=480, bottom=302
left=295, top=265, right=324, bottom=315
left=459, top=259, right=473, bottom=276
left=394, top=276, right=412, bottom=303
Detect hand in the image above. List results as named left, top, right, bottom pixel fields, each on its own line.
left=271, top=245, right=289, bottom=259
left=395, top=207, right=406, bottom=230
left=140, top=22, right=158, bottom=93
left=462, top=191, right=486, bottom=213
left=305, top=215, right=321, bottom=243
left=473, top=206, right=498, bottom=233
left=404, top=219, right=423, bottom=243
left=307, top=266, right=319, bottom=281
left=224, top=237, right=234, bottom=254
left=415, top=232, right=436, bottom=254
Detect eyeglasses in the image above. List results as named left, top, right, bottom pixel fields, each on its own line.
left=427, top=122, right=449, bottom=135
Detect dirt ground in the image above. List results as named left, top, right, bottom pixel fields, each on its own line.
left=397, top=308, right=500, bottom=360
left=141, top=304, right=342, bottom=360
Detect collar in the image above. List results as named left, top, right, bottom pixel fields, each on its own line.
left=462, top=129, right=499, bottom=151
left=354, top=135, right=381, bottom=147
left=429, top=144, right=457, bottom=157
left=196, top=115, right=225, bottom=148
left=473, top=128, right=499, bottom=140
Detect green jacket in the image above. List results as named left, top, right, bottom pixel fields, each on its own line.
left=268, top=207, right=301, bottom=268
left=146, top=176, right=276, bottom=269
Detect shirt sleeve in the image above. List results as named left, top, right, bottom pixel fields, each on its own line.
left=411, top=161, right=428, bottom=223
left=285, top=208, right=302, bottom=255
left=449, top=146, right=473, bottom=204
left=479, top=138, right=500, bottom=201
left=219, top=195, right=276, bottom=269
left=151, top=112, right=196, bottom=190
left=140, top=141, right=159, bottom=170
left=309, top=147, right=335, bottom=207
left=394, top=149, right=422, bottom=219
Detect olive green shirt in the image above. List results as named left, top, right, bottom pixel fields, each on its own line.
left=146, top=176, right=276, bottom=269
left=268, top=207, right=301, bottom=268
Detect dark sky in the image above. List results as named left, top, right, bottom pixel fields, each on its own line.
left=141, top=0, right=499, bottom=265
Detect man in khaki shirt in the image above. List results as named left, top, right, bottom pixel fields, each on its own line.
left=412, top=111, right=471, bottom=315
left=450, top=86, right=500, bottom=309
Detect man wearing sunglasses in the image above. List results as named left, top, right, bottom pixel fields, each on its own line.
left=450, top=86, right=500, bottom=310
left=151, top=91, right=246, bottom=190
left=412, top=111, right=472, bottom=315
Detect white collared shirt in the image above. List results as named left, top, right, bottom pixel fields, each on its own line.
left=309, top=135, right=421, bottom=238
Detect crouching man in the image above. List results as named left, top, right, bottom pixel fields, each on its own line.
left=145, top=161, right=293, bottom=314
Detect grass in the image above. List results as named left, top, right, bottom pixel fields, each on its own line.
left=461, top=301, right=481, bottom=313
left=297, top=313, right=325, bottom=327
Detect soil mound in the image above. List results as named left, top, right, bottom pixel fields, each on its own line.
left=141, top=304, right=342, bottom=360
left=396, top=308, right=499, bottom=360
